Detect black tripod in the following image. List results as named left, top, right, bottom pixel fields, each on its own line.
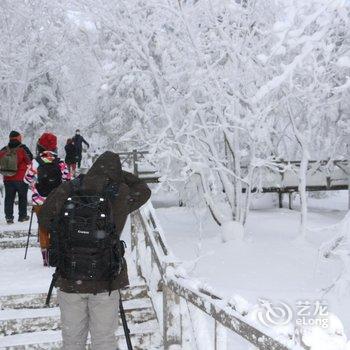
left=24, top=207, right=35, bottom=259
left=119, top=290, right=133, bottom=350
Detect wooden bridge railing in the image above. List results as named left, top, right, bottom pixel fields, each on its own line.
left=130, top=203, right=307, bottom=349
left=243, top=159, right=349, bottom=208
left=85, top=151, right=349, bottom=208
left=88, top=151, right=348, bottom=190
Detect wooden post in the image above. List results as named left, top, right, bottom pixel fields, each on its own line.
left=130, top=212, right=142, bottom=277
left=130, top=212, right=136, bottom=252
left=347, top=145, right=350, bottom=210
left=278, top=191, right=283, bottom=208
left=348, top=166, right=350, bottom=211
left=348, top=171, right=350, bottom=210
left=163, top=284, right=182, bottom=349
left=288, top=192, right=293, bottom=210
left=132, top=149, right=138, bottom=176
left=215, top=320, right=227, bottom=350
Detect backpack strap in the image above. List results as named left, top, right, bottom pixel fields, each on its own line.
left=105, top=182, right=119, bottom=201
left=66, top=178, right=82, bottom=244
left=7, top=146, right=19, bottom=153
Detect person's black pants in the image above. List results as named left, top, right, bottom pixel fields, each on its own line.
left=77, top=152, right=82, bottom=168
left=4, top=181, right=28, bottom=220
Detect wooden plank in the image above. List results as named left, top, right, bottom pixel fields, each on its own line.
left=142, top=177, right=160, bottom=184
left=247, top=184, right=348, bottom=194
left=163, top=285, right=182, bottom=350
left=163, top=284, right=182, bottom=349
left=130, top=212, right=143, bottom=278
left=136, top=212, right=165, bottom=275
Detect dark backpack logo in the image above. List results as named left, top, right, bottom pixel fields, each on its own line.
left=77, top=230, right=90, bottom=235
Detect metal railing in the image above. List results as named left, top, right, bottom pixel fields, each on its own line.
left=130, top=203, right=306, bottom=349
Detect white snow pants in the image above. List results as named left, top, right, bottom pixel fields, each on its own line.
left=58, top=289, right=119, bottom=350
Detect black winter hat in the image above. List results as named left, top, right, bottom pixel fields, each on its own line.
left=9, top=130, right=20, bottom=138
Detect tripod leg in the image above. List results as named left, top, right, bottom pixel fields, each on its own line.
left=24, top=207, right=34, bottom=260
left=119, top=290, right=133, bottom=350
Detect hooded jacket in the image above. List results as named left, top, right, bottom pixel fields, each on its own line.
left=38, top=151, right=151, bottom=293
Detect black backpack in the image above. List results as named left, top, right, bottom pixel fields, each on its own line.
left=49, top=178, right=124, bottom=284
left=36, top=156, right=62, bottom=197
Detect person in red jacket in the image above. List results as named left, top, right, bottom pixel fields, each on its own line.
left=0, top=131, right=33, bottom=224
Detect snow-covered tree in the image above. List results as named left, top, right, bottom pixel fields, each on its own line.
left=3, top=0, right=347, bottom=238
left=78, top=0, right=350, bottom=239
left=0, top=1, right=101, bottom=150
left=252, top=0, right=350, bottom=237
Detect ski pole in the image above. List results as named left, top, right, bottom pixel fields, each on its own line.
left=24, top=207, right=34, bottom=259
left=119, top=290, right=133, bottom=350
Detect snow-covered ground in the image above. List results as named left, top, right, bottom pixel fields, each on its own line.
left=0, top=246, right=53, bottom=297
left=154, top=190, right=350, bottom=346
left=1, top=190, right=349, bottom=349
left=0, top=204, right=47, bottom=296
